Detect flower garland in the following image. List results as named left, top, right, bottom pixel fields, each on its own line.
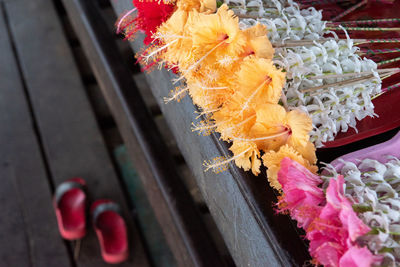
left=120, top=0, right=319, bottom=189
left=116, top=0, right=399, bottom=266
left=322, top=157, right=400, bottom=266
left=278, top=158, right=383, bottom=267
left=234, top=1, right=383, bottom=147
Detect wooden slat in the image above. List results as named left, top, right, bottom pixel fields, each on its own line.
left=114, top=145, right=176, bottom=267
left=3, top=0, right=150, bottom=266
left=0, top=164, right=32, bottom=267
left=111, top=1, right=309, bottom=266
left=59, top=0, right=226, bottom=266
left=0, top=4, right=71, bottom=266
left=133, top=73, right=161, bottom=115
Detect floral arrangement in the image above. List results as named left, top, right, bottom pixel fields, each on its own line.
left=278, top=155, right=400, bottom=266
left=278, top=158, right=383, bottom=266
left=321, top=157, right=400, bottom=266
left=116, top=0, right=400, bottom=265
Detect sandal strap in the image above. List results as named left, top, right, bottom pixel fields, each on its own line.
left=54, top=181, right=85, bottom=204
left=92, top=202, right=122, bottom=223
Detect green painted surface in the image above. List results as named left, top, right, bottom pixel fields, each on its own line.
left=114, top=145, right=176, bottom=267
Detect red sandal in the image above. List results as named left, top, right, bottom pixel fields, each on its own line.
left=53, top=178, right=87, bottom=240
left=91, top=200, right=129, bottom=264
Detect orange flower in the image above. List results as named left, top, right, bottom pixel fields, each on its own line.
left=177, top=0, right=216, bottom=12
left=156, top=0, right=217, bottom=66
left=247, top=103, right=312, bottom=151
left=241, top=24, right=274, bottom=59
left=187, top=5, right=246, bottom=67
left=262, top=145, right=318, bottom=190
left=155, top=9, right=194, bottom=66
left=143, top=0, right=318, bottom=181
left=187, top=73, right=233, bottom=110
left=203, top=140, right=261, bottom=176
left=230, top=141, right=261, bottom=176
left=184, top=58, right=242, bottom=111
left=291, top=140, right=317, bottom=165
left=212, top=108, right=256, bottom=141
left=225, top=57, right=285, bottom=116
left=208, top=58, right=286, bottom=142
left=208, top=58, right=285, bottom=143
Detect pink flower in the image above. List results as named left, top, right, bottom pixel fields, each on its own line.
left=339, top=247, right=382, bottom=267
left=277, top=157, right=324, bottom=229
left=307, top=176, right=373, bottom=267
left=309, top=240, right=344, bottom=267
left=319, top=175, right=370, bottom=242
left=277, top=158, right=382, bottom=267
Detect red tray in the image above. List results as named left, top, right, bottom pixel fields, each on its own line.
left=299, top=0, right=400, bottom=147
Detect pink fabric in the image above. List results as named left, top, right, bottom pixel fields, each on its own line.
left=330, top=131, right=400, bottom=172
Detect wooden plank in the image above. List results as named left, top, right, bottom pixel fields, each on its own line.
left=0, top=4, right=71, bottom=266
left=0, top=164, right=31, bottom=267
left=59, top=0, right=227, bottom=266
left=133, top=73, right=161, bottom=115
left=0, top=164, right=32, bottom=266
left=114, top=145, right=176, bottom=267
left=3, top=0, right=150, bottom=266
left=111, top=1, right=309, bottom=266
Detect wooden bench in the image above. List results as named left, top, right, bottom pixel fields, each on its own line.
left=59, top=0, right=307, bottom=266
left=60, top=0, right=400, bottom=266
left=0, top=0, right=150, bottom=266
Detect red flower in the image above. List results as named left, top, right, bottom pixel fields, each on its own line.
left=132, top=0, right=175, bottom=45
left=117, top=1, right=175, bottom=45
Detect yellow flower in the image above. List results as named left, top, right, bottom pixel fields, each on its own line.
left=241, top=24, right=274, bottom=59
left=186, top=71, right=233, bottom=110
left=212, top=108, right=256, bottom=141
left=262, top=145, right=317, bottom=190
left=211, top=57, right=285, bottom=137
left=184, top=56, right=242, bottom=111
left=285, top=109, right=313, bottom=147
left=248, top=103, right=312, bottom=151
left=207, top=57, right=286, bottom=142
left=156, top=9, right=194, bottom=66
left=177, top=0, right=216, bottom=12
left=290, top=140, right=317, bottom=165
left=229, top=141, right=261, bottom=176
left=151, top=0, right=316, bottom=181
left=187, top=4, right=246, bottom=66
left=233, top=57, right=285, bottom=112
left=203, top=140, right=261, bottom=175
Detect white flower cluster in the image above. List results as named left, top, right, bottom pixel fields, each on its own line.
left=234, top=0, right=326, bottom=42
left=226, top=0, right=382, bottom=147
left=323, top=157, right=400, bottom=266
left=275, top=40, right=381, bottom=147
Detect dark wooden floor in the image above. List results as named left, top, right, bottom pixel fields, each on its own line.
left=0, top=0, right=233, bottom=266
left=0, top=0, right=152, bottom=266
